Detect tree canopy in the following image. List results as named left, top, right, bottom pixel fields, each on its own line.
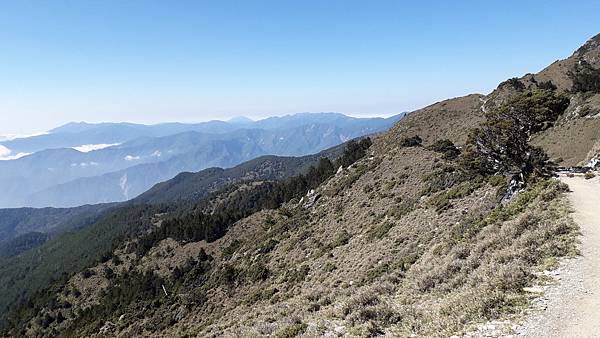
left=462, top=90, right=569, bottom=181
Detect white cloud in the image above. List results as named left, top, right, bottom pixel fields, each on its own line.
left=73, top=143, right=120, bottom=153
left=0, top=145, right=31, bottom=160
left=151, top=150, right=162, bottom=157
left=0, top=145, right=10, bottom=157
left=0, top=132, right=49, bottom=141
left=0, top=152, right=31, bottom=160
left=124, top=155, right=140, bottom=161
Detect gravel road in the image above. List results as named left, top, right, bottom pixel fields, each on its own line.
left=518, top=176, right=600, bottom=337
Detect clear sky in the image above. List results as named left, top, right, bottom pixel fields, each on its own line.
left=1, top=0, right=599, bottom=134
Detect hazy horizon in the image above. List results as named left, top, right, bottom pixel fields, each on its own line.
left=2, top=0, right=599, bottom=134
left=0, top=111, right=403, bottom=137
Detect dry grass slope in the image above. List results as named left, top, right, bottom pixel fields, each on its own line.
left=19, top=137, right=577, bottom=337
left=9, top=32, right=600, bottom=338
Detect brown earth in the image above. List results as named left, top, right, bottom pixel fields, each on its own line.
left=11, top=33, right=600, bottom=338
left=533, top=118, right=600, bottom=166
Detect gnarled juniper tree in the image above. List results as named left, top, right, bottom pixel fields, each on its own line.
left=461, top=89, right=569, bottom=197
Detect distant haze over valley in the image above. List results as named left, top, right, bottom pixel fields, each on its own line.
left=0, top=112, right=403, bottom=208
left=1, top=1, right=600, bottom=335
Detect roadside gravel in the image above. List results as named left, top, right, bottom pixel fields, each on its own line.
left=516, top=176, right=600, bottom=338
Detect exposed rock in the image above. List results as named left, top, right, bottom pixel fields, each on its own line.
left=303, top=189, right=322, bottom=208
left=522, top=286, right=544, bottom=294
left=585, top=157, right=599, bottom=169
left=501, top=173, right=526, bottom=204
left=173, top=305, right=188, bottom=322
left=99, top=321, right=116, bottom=335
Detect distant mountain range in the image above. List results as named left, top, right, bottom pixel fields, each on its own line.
left=1, top=32, right=599, bottom=338
left=0, top=113, right=403, bottom=208
left=0, top=142, right=347, bottom=255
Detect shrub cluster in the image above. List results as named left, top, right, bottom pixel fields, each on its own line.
left=400, top=135, right=423, bottom=147
left=569, top=61, right=600, bottom=93
left=427, top=139, right=460, bottom=160
left=461, top=89, right=569, bottom=182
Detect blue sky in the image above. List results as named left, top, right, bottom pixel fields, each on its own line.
left=1, top=0, right=599, bottom=134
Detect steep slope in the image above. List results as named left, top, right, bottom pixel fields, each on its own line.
left=383, top=32, right=600, bottom=167
left=136, top=144, right=346, bottom=204
left=535, top=33, right=600, bottom=91
left=4, top=124, right=575, bottom=337
left=533, top=118, right=600, bottom=166
left=382, top=93, right=485, bottom=147
left=2, top=33, right=599, bottom=338
left=1, top=74, right=581, bottom=337
left=0, top=204, right=115, bottom=249
left=0, top=140, right=359, bottom=326
left=496, top=33, right=600, bottom=166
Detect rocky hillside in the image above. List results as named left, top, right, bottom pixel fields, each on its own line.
left=494, top=34, right=600, bottom=166
left=3, top=116, right=576, bottom=337
left=2, top=33, right=599, bottom=337
left=385, top=33, right=600, bottom=166
left=0, top=141, right=357, bottom=320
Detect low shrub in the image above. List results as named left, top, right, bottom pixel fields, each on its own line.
left=276, top=322, right=307, bottom=338
left=537, top=80, right=557, bottom=91
left=569, top=61, right=600, bottom=93
left=400, top=135, right=423, bottom=147
left=81, top=269, right=94, bottom=279
left=323, top=262, right=337, bottom=272
left=246, top=261, right=270, bottom=282
left=284, top=265, right=310, bottom=284
left=368, top=221, right=395, bottom=240
left=331, top=230, right=351, bottom=247
left=246, top=288, right=278, bottom=304
left=421, top=164, right=472, bottom=196
left=427, top=139, right=461, bottom=160
left=386, top=198, right=416, bottom=219
left=222, top=240, right=241, bottom=259
left=257, top=239, right=279, bottom=254
left=428, top=179, right=483, bottom=212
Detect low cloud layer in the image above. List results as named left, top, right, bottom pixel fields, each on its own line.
left=72, top=143, right=120, bottom=153
left=0, top=145, right=30, bottom=161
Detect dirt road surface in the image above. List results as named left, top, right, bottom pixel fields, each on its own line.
left=519, top=176, right=600, bottom=337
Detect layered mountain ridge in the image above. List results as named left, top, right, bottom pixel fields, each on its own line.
left=0, top=33, right=599, bottom=337
left=0, top=113, right=402, bottom=208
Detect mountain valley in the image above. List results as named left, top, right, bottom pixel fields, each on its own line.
left=1, top=31, right=600, bottom=338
